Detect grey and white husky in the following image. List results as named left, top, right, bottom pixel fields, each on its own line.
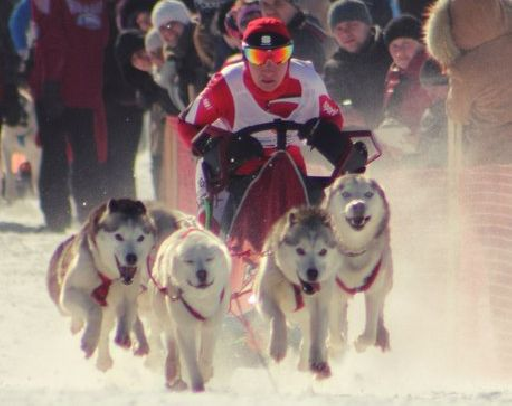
left=323, top=174, right=393, bottom=353
left=47, top=199, right=156, bottom=371
left=253, top=207, right=340, bottom=379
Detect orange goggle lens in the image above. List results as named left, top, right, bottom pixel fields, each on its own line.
left=242, top=43, right=294, bottom=65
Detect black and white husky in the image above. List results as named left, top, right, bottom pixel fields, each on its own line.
left=47, top=199, right=156, bottom=371
left=253, top=207, right=340, bottom=379
left=323, top=174, right=393, bottom=353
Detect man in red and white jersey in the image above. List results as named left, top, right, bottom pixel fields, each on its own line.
left=178, top=17, right=358, bottom=231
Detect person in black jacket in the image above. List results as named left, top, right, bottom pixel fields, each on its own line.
left=260, top=0, right=335, bottom=73
left=324, top=0, right=391, bottom=129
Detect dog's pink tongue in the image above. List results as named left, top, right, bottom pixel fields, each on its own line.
left=120, top=266, right=137, bottom=280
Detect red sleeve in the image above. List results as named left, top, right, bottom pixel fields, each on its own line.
left=318, top=94, right=344, bottom=130
left=32, top=0, right=65, bottom=84
left=178, top=72, right=234, bottom=147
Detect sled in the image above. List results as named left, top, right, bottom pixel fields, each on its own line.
left=201, top=120, right=381, bottom=315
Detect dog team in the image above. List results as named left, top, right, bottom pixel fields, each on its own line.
left=47, top=173, right=393, bottom=392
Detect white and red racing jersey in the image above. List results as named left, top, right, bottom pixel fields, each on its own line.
left=178, top=59, right=344, bottom=174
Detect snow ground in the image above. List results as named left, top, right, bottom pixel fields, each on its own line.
left=0, top=148, right=511, bottom=405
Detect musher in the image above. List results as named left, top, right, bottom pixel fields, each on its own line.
left=178, top=17, right=364, bottom=235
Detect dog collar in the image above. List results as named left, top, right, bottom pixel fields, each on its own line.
left=335, top=257, right=382, bottom=295
left=91, top=272, right=113, bottom=307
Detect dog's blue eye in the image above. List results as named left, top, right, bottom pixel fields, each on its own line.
left=318, top=249, right=327, bottom=257
left=205, top=257, right=214, bottom=262
left=342, top=192, right=352, bottom=199
left=115, top=233, right=124, bottom=242
left=185, top=260, right=194, bottom=264
left=137, top=235, right=145, bottom=242
left=364, top=191, right=374, bottom=198
left=296, top=248, right=306, bottom=256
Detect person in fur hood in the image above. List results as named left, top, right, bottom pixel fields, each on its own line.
left=425, top=0, right=512, bottom=166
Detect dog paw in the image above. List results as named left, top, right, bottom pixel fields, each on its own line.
left=191, top=381, right=205, bottom=393
left=81, top=335, right=99, bottom=359
left=354, top=334, right=374, bottom=353
left=166, top=379, right=188, bottom=392
left=115, top=332, right=131, bottom=349
left=70, top=317, right=84, bottom=335
left=269, top=336, right=287, bottom=363
left=376, top=326, right=391, bottom=352
left=310, top=361, right=331, bottom=380
left=134, top=342, right=149, bottom=356
left=96, top=356, right=113, bottom=372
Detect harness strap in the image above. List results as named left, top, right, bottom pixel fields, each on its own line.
left=336, top=258, right=382, bottom=295
left=91, top=272, right=112, bottom=307
left=292, top=283, right=305, bottom=312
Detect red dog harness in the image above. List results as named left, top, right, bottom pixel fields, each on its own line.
left=335, top=258, right=382, bottom=295
left=91, top=272, right=112, bottom=307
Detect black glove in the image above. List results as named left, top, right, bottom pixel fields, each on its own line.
left=304, top=118, right=352, bottom=167
left=227, top=133, right=263, bottom=171
left=41, top=81, right=65, bottom=120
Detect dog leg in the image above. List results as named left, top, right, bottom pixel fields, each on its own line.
left=165, top=335, right=187, bottom=391
left=199, top=320, right=219, bottom=383
left=309, top=296, right=331, bottom=380
left=176, top=326, right=204, bottom=392
left=297, top=318, right=310, bottom=372
left=261, top=295, right=287, bottom=363
left=355, top=293, right=383, bottom=353
left=62, top=288, right=102, bottom=358
left=375, top=310, right=390, bottom=352
left=115, top=298, right=137, bottom=349
left=133, top=316, right=149, bottom=356
left=96, top=312, right=115, bottom=372
left=328, top=294, right=348, bottom=351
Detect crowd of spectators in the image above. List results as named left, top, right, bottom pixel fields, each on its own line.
left=1, top=0, right=510, bottom=230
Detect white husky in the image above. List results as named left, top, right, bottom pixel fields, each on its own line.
left=47, top=199, right=156, bottom=371
left=253, top=207, right=340, bottom=379
left=323, top=174, right=393, bottom=353
left=148, top=227, right=231, bottom=392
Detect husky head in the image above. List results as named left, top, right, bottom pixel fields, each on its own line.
left=88, top=199, right=156, bottom=285
left=275, top=207, right=339, bottom=295
left=324, top=174, right=389, bottom=247
left=167, top=229, right=231, bottom=298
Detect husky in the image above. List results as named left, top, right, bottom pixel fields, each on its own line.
left=47, top=199, right=156, bottom=371
left=138, top=203, right=199, bottom=367
left=323, top=174, right=393, bottom=353
left=148, top=227, right=231, bottom=392
left=253, top=207, right=340, bottom=379
left=1, top=90, right=40, bottom=202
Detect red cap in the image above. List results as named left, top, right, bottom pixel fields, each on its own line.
left=242, top=17, right=291, bottom=47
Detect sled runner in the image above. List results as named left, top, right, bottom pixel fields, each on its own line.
left=195, top=119, right=380, bottom=315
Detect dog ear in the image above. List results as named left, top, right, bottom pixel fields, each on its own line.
left=108, top=199, right=119, bottom=213
left=135, top=200, right=147, bottom=215
left=288, top=210, right=298, bottom=226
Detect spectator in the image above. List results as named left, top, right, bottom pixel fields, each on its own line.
left=259, top=0, right=334, bottom=73
left=382, top=14, right=430, bottom=135
left=117, top=0, right=157, bottom=32
left=152, top=0, right=209, bottom=105
left=31, top=0, right=109, bottom=230
left=417, top=58, right=449, bottom=167
left=1, top=0, right=25, bottom=129
left=324, top=0, right=392, bottom=129
left=8, top=0, right=32, bottom=63
left=426, top=0, right=512, bottom=166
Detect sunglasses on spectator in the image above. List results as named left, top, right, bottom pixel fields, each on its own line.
left=242, top=42, right=294, bottom=65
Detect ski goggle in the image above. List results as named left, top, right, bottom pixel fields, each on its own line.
left=242, top=42, right=294, bottom=65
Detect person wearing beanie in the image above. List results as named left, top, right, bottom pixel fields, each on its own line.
left=152, top=0, right=192, bottom=46
left=259, top=0, right=335, bottom=73
left=178, top=16, right=355, bottom=234
left=324, top=0, right=392, bottom=129
left=376, top=14, right=431, bottom=164
left=152, top=0, right=208, bottom=106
